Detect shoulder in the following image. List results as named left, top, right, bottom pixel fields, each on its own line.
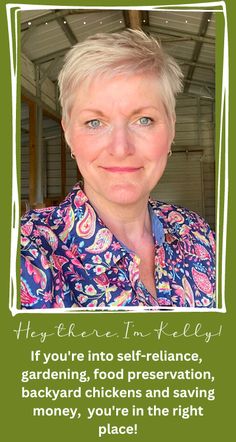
left=150, top=199, right=213, bottom=229
left=149, top=199, right=215, bottom=248
left=151, top=200, right=216, bottom=308
left=21, top=190, right=76, bottom=252
left=21, top=205, right=61, bottom=243
left=21, top=183, right=83, bottom=228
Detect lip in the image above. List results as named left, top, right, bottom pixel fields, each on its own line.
left=100, top=166, right=142, bottom=173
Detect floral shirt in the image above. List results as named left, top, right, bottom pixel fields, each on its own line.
left=21, top=183, right=216, bottom=309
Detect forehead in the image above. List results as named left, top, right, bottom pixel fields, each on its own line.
left=70, top=72, right=164, bottom=112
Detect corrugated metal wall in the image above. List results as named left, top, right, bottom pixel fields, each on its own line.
left=151, top=152, right=204, bottom=216
left=151, top=95, right=215, bottom=227
left=22, top=54, right=57, bottom=111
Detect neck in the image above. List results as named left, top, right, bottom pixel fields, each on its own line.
left=84, top=185, right=152, bottom=250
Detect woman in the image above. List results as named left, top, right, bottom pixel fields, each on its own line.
left=21, top=29, right=216, bottom=309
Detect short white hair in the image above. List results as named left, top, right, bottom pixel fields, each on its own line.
left=58, top=29, right=183, bottom=125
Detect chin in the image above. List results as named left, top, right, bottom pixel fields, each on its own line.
left=104, top=184, right=147, bottom=206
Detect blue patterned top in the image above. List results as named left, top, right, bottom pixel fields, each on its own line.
left=21, top=183, right=216, bottom=309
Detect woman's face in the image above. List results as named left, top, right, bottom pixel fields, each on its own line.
left=63, top=73, right=174, bottom=207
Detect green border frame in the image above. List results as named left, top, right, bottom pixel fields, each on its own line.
left=1, top=2, right=236, bottom=441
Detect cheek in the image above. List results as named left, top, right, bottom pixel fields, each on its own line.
left=147, top=132, right=171, bottom=160
left=70, top=133, right=98, bottom=167
left=65, top=128, right=85, bottom=154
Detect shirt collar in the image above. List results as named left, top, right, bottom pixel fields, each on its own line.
left=148, top=202, right=165, bottom=246
left=60, top=184, right=165, bottom=273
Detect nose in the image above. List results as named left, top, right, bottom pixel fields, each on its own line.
left=108, top=124, right=135, bottom=157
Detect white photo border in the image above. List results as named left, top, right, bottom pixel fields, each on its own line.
left=6, top=1, right=228, bottom=315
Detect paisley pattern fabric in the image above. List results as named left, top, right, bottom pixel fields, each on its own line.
left=21, top=183, right=216, bottom=309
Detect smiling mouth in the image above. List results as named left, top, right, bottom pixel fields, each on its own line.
left=100, top=166, right=142, bottom=173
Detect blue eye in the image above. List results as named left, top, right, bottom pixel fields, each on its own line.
left=139, top=117, right=152, bottom=125
left=87, top=119, right=101, bottom=129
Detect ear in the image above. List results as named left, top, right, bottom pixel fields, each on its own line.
left=170, top=115, right=176, bottom=142
left=61, top=119, right=66, bottom=132
left=61, top=119, right=71, bottom=147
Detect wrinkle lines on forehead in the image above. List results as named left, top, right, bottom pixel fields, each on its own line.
left=69, top=74, right=167, bottom=119
left=78, top=106, right=164, bottom=117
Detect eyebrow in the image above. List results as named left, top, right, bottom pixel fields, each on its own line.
left=79, top=106, right=160, bottom=115
left=79, top=109, right=106, bottom=116
left=132, top=106, right=160, bottom=114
